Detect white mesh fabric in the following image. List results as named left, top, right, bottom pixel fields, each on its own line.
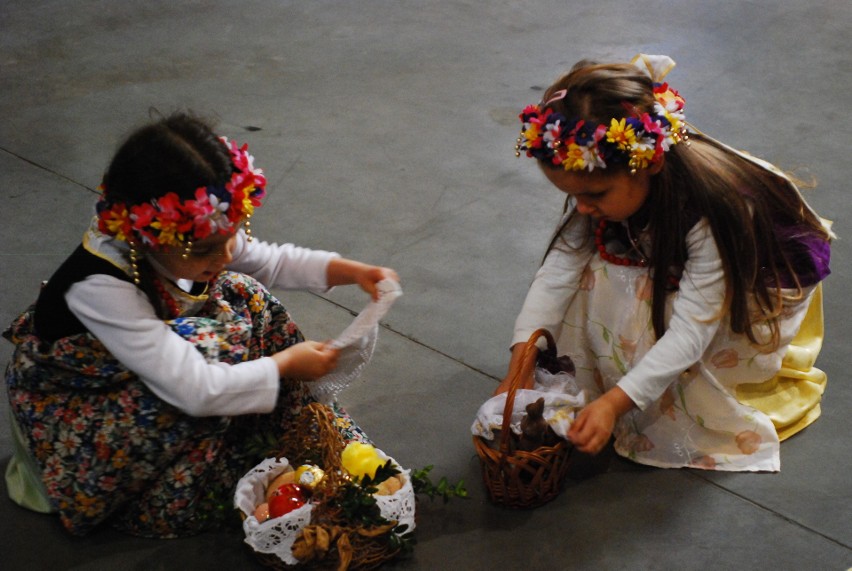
left=308, top=279, right=402, bottom=404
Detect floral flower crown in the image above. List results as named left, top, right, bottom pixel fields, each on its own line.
left=96, top=137, right=267, bottom=249
left=515, top=56, right=688, bottom=173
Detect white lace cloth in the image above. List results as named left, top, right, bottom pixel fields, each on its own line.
left=235, top=452, right=415, bottom=565
left=235, top=458, right=314, bottom=565
left=471, top=368, right=588, bottom=441
left=308, top=279, right=402, bottom=404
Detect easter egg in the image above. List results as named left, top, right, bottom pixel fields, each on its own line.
left=254, top=502, right=270, bottom=522
left=268, top=490, right=305, bottom=518
left=265, top=469, right=297, bottom=502
left=341, top=442, right=385, bottom=479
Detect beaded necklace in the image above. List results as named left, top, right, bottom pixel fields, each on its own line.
left=594, top=219, right=680, bottom=287
left=594, top=219, right=648, bottom=267
left=152, top=275, right=181, bottom=319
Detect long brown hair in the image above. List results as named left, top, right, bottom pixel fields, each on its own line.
left=540, top=62, right=830, bottom=348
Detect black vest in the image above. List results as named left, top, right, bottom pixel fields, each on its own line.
left=34, top=245, right=133, bottom=343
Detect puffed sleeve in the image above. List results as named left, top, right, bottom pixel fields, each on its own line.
left=617, top=218, right=726, bottom=410
left=512, top=212, right=594, bottom=346
left=227, top=230, right=340, bottom=292
left=66, top=275, right=281, bottom=417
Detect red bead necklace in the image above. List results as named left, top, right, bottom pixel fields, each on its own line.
left=152, top=276, right=181, bottom=319
left=594, top=219, right=680, bottom=287
left=594, top=219, right=648, bottom=267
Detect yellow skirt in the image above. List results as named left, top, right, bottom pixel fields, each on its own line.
left=736, top=284, right=827, bottom=441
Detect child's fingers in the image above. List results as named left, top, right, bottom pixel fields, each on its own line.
left=568, top=407, right=589, bottom=432
left=355, top=266, right=401, bottom=300
left=366, top=284, right=380, bottom=301
left=369, top=267, right=400, bottom=286
left=380, top=267, right=400, bottom=283
left=310, top=342, right=337, bottom=373
left=567, top=415, right=588, bottom=445
left=568, top=410, right=604, bottom=454
left=570, top=430, right=600, bottom=454
left=323, top=345, right=340, bottom=369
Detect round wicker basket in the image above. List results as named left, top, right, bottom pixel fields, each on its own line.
left=247, top=402, right=407, bottom=570
left=473, top=329, right=574, bottom=509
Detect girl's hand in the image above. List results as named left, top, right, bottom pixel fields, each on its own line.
left=567, top=386, right=634, bottom=455
left=355, top=265, right=399, bottom=301
left=327, top=259, right=400, bottom=301
left=272, top=341, right=339, bottom=379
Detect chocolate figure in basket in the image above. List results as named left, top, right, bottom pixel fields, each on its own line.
left=498, top=54, right=832, bottom=472
left=519, top=398, right=559, bottom=452
left=3, top=112, right=399, bottom=537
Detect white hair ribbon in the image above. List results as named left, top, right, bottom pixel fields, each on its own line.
left=631, top=53, right=677, bottom=83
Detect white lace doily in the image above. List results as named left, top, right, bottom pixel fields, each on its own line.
left=235, top=458, right=314, bottom=565
left=372, top=448, right=416, bottom=532
left=308, top=279, right=402, bottom=404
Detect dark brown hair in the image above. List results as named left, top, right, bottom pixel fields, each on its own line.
left=102, top=111, right=234, bottom=317
left=103, top=111, right=232, bottom=204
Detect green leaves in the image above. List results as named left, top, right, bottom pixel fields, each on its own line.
left=358, top=459, right=401, bottom=489
left=336, top=477, right=385, bottom=527
left=410, top=465, right=468, bottom=503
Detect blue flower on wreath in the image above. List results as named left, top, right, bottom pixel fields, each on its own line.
left=572, top=120, right=598, bottom=147
left=597, top=141, right=625, bottom=166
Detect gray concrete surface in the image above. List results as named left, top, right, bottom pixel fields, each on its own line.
left=1, top=1, right=850, bottom=569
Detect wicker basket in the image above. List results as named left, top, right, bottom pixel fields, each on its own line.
left=244, top=402, right=408, bottom=571
left=473, top=329, right=574, bottom=509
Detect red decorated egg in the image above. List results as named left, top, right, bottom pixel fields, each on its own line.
left=268, top=492, right=305, bottom=518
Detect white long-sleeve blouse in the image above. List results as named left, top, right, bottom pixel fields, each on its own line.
left=512, top=213, right=727, bottom=410
left=66, top=231, right=339, bottom=417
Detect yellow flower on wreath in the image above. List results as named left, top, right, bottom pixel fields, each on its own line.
left=74, top=491, right=105, bottom=517
left=111, top=448, right=129, bottom=469
left=606, top=118, right=637, bottom=150
left=629, top=146, right=656, bottom=170
left=100, top=207, right=131, bottom=241
left=240, top=191, right=257, bottom=217
left=522, top=123, right=543, bottom=145
left=150, top=220, right=181, bottom=248
left=560, top=143, right=588, bottom=171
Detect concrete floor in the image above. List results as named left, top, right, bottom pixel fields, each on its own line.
left=1, top=1, right=850, bottom=569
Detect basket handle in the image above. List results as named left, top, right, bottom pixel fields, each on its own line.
left=499, top=328, right=555, bottom=455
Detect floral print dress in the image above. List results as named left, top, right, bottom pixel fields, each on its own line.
left=556, top=255, right=826, bottom=472
left=4, top=271, right=367, bottom=537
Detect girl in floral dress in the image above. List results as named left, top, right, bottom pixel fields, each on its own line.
left=498, top=54, right=831, bottom=472
left=3, top=112, right=398, bottom=537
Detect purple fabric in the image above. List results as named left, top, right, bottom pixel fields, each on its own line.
left=774, top=224, right=831, bottom=287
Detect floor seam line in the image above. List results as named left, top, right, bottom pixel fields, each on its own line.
left=1, top=147, right=97, bottom=195
left=689, top=472, right=852, bottom=550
